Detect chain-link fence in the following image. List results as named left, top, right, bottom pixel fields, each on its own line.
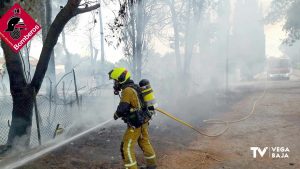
left=30, top=95, right=76, bottom=146
left=0, top=93, right=79, bottom=147
left=0, top=96, right=12, bottom=145
left=0, top=69, right=114, bottom=148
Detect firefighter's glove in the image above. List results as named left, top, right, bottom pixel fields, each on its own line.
left=121, top=117, right=128, bottom=123
left=113, top=113, right=119, bottom=120
left=115, top=102, right=130, bottom=120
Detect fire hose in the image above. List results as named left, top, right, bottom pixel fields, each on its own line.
left=155, top=86, right=267, bottom=137
left=155, top=107, right=229, bottom=137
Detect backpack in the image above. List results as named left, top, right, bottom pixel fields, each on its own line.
left=125, top=83, right=155, bottom=128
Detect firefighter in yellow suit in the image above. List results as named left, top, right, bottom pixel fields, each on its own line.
left=108, top=68, right=157, bottom=169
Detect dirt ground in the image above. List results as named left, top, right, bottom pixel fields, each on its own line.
left=158, top=81, right=300, bottom=169
left=2, top=80, right=300, bottom=169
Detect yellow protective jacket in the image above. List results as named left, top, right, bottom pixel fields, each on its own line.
left=115, top=83, right=157, bottom=169
left=115, top=84, right=142, bottom=119
left=121, top=87, right=141, bottom=109
left=118, top=85, right=157, bottom=169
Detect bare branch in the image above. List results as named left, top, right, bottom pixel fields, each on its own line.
left=75, top=4, right=100, bottom=15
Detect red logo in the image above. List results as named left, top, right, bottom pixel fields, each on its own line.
left=0, top=3, right=41, bottom=52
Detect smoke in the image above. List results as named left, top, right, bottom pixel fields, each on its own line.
left=16, top=0, right=269, bottom=143
left=132, top=0, right=266, bottom=100
left=0, top=0, right=282, bottom=165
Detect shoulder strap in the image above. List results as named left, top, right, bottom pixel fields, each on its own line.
left=127, top=84, right=146, bottom=109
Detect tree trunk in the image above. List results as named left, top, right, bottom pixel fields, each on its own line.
left=40, top=0, right=47, bottom=42
left=89, top=29, right=95, bottom=76
left=136, top=0, right=144, bottom=81
left=99, top=2, right=105, bottom=64
left=169, top=0, right=181, bottom=74
left=99, top=2, right=105, bottom=84
left=45, top=0, right=57, bottom=96
left=0, top=0, right=100, bottom=149
left=129, top=3, right=137, bottom=80
left=184, top=0, right=202, bottom=77
left=31, top=1, right=83, bottom=93
left=183, top=0, right=192, bottom=77
left=1, top=41, right=33, bottom=147
left=7, top=89, right=34, bottom=147
left=62, top=29, right=72, bottom=73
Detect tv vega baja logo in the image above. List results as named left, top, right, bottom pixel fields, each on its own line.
left=0, top=3, right=41, bottom=52
left=250, top=147, right=290, bottom=159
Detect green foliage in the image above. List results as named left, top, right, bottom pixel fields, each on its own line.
left=267, top=0, right=300, bottom=45
left=231, top=0, right=265, bottom=79
left=284, top=0, right=300, bottom=44
left=265, top=0, right=294, bottom=23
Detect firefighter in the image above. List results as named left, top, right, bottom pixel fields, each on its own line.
left=108, top=68, right=157, bottom=169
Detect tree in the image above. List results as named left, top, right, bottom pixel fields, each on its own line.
left=0, top=0, right=100, bottom=150
left=53, top=0, right=79, bottom=74
left=44, top=0, right=58, bottom=95
left=167, top=0, right=182, bottom=74
left=153, top=0, right=207, bottom=78
left=266, top=0, right=300, bottom=45
left=96, top=1, right=106, bottom=84
left=279, top=1, right=300, bottom=44
left=108, top=0, right=157, bottom=81
left=136, top=0, right=144, bottom=80
left=38, top=0, right=58, bottom=95
left=213, top=0, right=231, bottom=88
left=231, top=0, right=265, bottom=79
left=61, top=29, right=73, bottom=72
left=280, top=41, right=300, bottom=68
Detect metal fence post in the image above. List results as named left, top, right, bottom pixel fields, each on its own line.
left=80, top=95, right=83, bottom=108
left=53, top=124, right=60, bottom=139
left=63, top=81, right=66, bottom=104
left=72, top=69, right=79, bottom=106
left=48, top=80, right=52, bottom=127
left=33, top=89, right=42, bottom=146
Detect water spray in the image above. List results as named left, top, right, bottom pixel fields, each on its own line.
left=1, top=119, right=113, bottom=169
left=2, top=81, right=267, bottom=168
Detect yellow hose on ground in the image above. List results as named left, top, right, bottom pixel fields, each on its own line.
left=204, top=85, right=267, bottom=124
left=155, top=108, right=229, bottom=137
left=155, top=82, right=267, bottom=137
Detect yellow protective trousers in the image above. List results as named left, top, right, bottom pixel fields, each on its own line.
left=121, top=123, right=156, bottom=169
